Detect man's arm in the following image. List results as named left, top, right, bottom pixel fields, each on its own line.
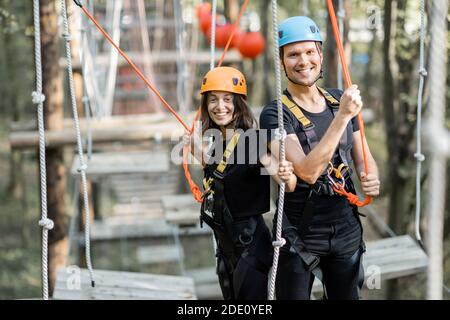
left=269, top=112, right=350, bottom=184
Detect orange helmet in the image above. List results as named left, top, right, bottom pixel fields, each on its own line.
left=200, top=66, right=247, bottom=97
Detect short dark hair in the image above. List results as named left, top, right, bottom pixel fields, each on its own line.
left=200, top=93, right=256, bottom=134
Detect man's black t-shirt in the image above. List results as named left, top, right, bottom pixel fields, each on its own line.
left=204, top=129, right=270, bottom=218
left=259, top=88, right=359, bottom=223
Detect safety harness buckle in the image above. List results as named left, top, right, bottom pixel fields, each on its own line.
left=213, top=170, right=225, bottom=180
left=302, top=122, right=315, bottom=130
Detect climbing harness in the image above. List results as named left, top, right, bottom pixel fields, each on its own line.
left=269, top=0, right=374, bottom=299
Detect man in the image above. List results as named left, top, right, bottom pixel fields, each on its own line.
left=260, top=16, right=380, bottom=300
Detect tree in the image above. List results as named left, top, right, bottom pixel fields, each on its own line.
left=383, top=0, right=422, bottom=299
left=40, top=0, right=68, bottom=296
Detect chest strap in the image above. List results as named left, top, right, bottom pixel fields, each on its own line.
left=281, top=87, right=352, bottom=167
left=214, top=132, right=241, bottom=179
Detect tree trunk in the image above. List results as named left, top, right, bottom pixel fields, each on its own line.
left=40, top=0, right=68, bottom=296
left=324, top=0, right=351, bottom=88
left=383, top=0, right=420, bottom=299
left=224, top=0, right=239, bottom=22
left=260, top=0, right=272, bottom=103
left=3, top=30, right=25, bottom=200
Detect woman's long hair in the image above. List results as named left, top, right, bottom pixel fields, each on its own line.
left=201, top=93, right=256, bottom=134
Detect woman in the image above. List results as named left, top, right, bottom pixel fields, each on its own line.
left=184, top=66, right=296, bottom=300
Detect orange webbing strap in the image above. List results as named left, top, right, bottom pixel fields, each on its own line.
left=182, top=0, right=250, bottom=202
left=74, top=2, right=190, bottom=131
left=326, top=0, right=372, bottom=206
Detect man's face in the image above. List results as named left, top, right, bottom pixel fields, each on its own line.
left=282, top=41, right=323, bottom=87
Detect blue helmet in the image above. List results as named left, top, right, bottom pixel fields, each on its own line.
left=278, top=16, right=322, bottom=48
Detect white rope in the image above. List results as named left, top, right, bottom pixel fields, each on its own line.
left=60, top=0, right=95, bottom=287
left=425, top=0, right=448, bottom=300
left=33, top=0, right=53, bottom=301
left=414, top=0, right=427, bottom=246
left=268, top=0, right=287, bottom=301
left=210, top=0, right=217, bottom=70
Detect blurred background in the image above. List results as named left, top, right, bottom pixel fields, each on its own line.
left=0, top=0, right=448, bottom=300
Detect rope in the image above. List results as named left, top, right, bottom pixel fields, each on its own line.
left=325, top=0, right=372, bottom=207
left=268, top=0, right=287, bottom=301
left=414, top=0, right=427, bottom=247
left=61, top=0, right=95, bottom=287
left=32, top=0, right=53, bottom=301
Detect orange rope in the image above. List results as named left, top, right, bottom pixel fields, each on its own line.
left=326, top=0, right=372, bottom=206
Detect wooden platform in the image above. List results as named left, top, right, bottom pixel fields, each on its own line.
left=137, top=245, right=182, bottom=265
left=163, top=194, right=202, bottom=227
left=70, top=151, right=169, bottom=178
left=53, top=268, right=196, bottom=300
left=86, top=217, right=211, bottom=241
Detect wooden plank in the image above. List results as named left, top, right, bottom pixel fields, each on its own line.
left=162, top=194, right=202, bottom=227
left=10, top=107, right=269, bottom=149
left=185, top=267, right=217, bottom=284
left=66, top=50, right=242, bottom=69
left=112, top=203, right=164, bottom=216
left=311, top=235, right=427, bottom=293
left=184, top=267, right=221, bottom=299
left=54, top=268, right=196, bottom=300
left=10, top=122, right=184, bottom=149
left=70, top=151, right=169, bottom=176
left=111, top=179, right=178, bottom=192
left=194, top=283, right=223, bottom=300
left=10, top=113, right=168, bottom=132
left=137, top=245, right=181, bottom=265
left=87, top=217, right=211, bottom=241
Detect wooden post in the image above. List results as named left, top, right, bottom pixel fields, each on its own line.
left=40, top=0, right=68, bottom=296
